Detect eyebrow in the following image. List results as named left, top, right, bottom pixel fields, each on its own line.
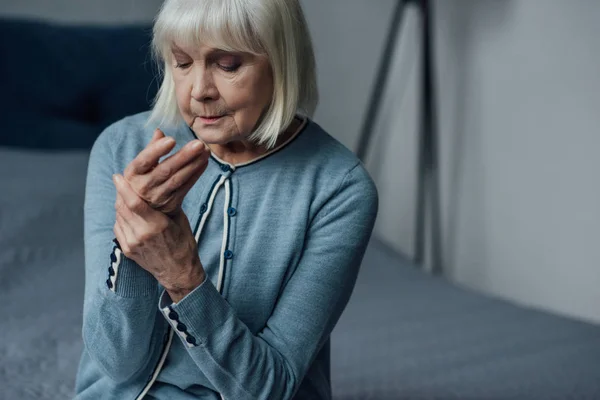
left=170, top=45, right=190, bottom=56
left=170, top=44, right=243, bottom=58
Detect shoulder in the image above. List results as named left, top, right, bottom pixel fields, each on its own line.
left=288, top=119, right=379, bottom=217
left=294, top=119, right=360, bottom=170
left=90, top=111, right=189, bottom=172
left=91, top=111, right=157, bottom=154
left=301, top=119, right=376, bottom=186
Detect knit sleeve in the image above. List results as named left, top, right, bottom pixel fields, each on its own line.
left=158, top=163, right=379, bottom=399
left=81, top=124, right=164, bottom=383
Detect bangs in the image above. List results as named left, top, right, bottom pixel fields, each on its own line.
left=152, top=0, right=265, bottom=60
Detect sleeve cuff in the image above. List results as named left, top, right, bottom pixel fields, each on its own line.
left=158, top=277, right=234, bottom=348
left=105, top=243, right=156, bottom=298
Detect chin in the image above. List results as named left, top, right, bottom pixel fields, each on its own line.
left=193, top=126, right=241, bottom=148
left=191, top=127, right=223, bottom=145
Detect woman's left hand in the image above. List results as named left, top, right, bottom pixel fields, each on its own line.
left=112, top=173, right=206, bottom=303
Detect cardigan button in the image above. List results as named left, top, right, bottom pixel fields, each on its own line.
left=227, top=207, right=237, bottom=217
left=110, top=252, right=117, bottom=263
left=200, top=203, right=208, bottom=214
left=108, top=266, right=115, bottom=276
left=186, top=335, right=197, bottom=345
left=220, top=164, right=231, bottom=172
left=106, top=278, right=113, bottom=289
left=224, top=250, right=233, bottom=260
left=168, top=311, right=179, bottom=321
left=177, top=323, right=188, bottom=333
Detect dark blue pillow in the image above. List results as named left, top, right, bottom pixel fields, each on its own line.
left=0, top=18, right=159, bottom=149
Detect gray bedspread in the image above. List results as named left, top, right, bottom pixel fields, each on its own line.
left=0, top=148, right=87, bottom=399
left=331, top=241, right=600, bottom=399
left=1, top=147, right=599, bottom=400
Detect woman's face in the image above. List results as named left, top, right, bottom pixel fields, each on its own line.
left=170, top=42, right=274, bottom=145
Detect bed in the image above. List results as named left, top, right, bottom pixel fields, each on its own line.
left=1, top=18, right=599, bottom=400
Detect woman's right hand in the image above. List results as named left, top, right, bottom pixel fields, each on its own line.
left=123, top=129, right=210, bottom=217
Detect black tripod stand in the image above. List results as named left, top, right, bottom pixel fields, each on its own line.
left=355, top=0, right=443, bottom=275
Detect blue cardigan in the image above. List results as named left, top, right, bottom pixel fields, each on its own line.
left=74, top=112, right=378, bottom=399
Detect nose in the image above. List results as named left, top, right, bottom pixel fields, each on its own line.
left=191, top=66, right=219, bottom=102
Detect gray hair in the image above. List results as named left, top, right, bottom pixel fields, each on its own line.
left=149, top=0, right=319, bottom=148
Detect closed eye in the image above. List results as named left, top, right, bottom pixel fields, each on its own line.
left=215, top=53, right=242, bottom=73
left=218, top=62, right=241, bottom=72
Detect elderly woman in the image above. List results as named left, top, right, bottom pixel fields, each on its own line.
left=74, top=0, right=378, bottom=399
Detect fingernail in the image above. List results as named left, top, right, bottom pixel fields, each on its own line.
left=113, top=174, right=121, bottom=184
left=191, top=140, right=203, bottom=149
left=160, top=137, right=175, bottom=146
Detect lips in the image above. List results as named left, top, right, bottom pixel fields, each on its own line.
left=198, top=115, right=224, bottom=124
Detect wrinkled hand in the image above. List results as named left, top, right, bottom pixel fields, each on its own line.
left=123, top=129, right=210, bottom=217
left=112, top=173, right=206, bottom=302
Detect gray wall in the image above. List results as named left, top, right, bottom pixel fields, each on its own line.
left=370, top=0, right=600, bottom=324
left=300, top=0, right=397, bottom=149
left=436, top=0, right=600, bottom=324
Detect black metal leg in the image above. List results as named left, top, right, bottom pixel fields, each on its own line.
left=355, top=0, right=408, bottom=162
left=415, top=0, right=443, bottom=275
left=355, top=0, right=443, bottom=275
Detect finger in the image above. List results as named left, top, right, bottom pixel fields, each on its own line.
left=151, top=140, right=208, bottom=186
left=161, top=152, right=209, bottom=196
left=115, top=210, right=143, bottom=254
left=114, top=216, right=131, bottom=254
left=149, top=155, right=208, bottom=214
left=114, top=174, right=153, bottom=218
left=125, top=136, right=176, bottom=178
left=150, top=128, right=166, bottom=144
left=116, top=210, right=135, bottom=237
left=172, top=157, right=208, bottom=202
left=115, top=191, right=135, bottom=223
left=116, top=187, right=169, bottom=252
left=123, top=135, right=179, bottom=199
left=115, top=190, right=146, bottom=238
left=115, top=212, right=133, bottom=243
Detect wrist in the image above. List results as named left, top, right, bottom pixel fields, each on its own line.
left=164, top=262, right=206, bottom=303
